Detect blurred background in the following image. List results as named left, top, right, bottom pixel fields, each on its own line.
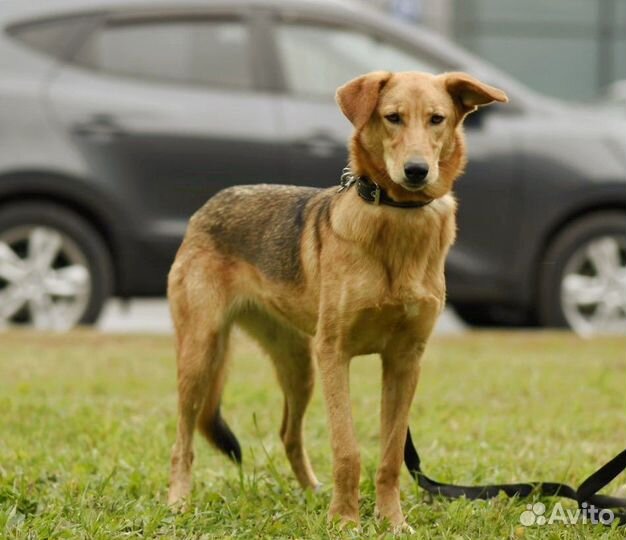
left=0, top=0, right=624, bottom=336
left=373, top=0, right=626, bottom=101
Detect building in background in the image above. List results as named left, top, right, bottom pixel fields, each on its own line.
left=368, top=0, right=626, bottom=101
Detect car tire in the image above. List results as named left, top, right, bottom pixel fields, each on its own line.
left=538, top=211, right=626, bottom=334
left=0, top=201, right=113, bottom=329
left=451, top=303, right=501, bottom=326
left=452, top=302, right=535, bottom=328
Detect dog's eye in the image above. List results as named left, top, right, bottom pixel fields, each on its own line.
left=384, top=113, right=402, bottom=124
left=430, top=114, right=445, bottom=125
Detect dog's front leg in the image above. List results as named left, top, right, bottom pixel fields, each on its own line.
left=376, top=298, right=439, bottom=531
left=376, top=346, right=423, bottom=531
left=314, top=335, right=360, bottom=527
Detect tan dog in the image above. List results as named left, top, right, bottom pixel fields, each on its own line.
left=167, top=71, right=507, bottom=530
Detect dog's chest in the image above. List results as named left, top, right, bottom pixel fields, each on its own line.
left=322, top=204, right=453, bottom=354
left=327, top=249, right=445, bottom=355
left=342, top=300, right=433, bottom=355
left=340, top=219, right=447, bottom=303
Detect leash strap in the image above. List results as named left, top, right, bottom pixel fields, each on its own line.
left=404, top=427, right=626, bottom=526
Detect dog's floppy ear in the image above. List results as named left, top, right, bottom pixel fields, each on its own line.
left=336, top=71, right=392, bottom=129
left=444, top=72, right=508, bottom=116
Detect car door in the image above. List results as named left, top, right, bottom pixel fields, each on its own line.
left=45, top=9, right=287, bottom=246
left=446, top=106, right=522, bottom=302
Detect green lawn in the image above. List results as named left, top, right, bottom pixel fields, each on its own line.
left=0, top=331, right=624, bottom=539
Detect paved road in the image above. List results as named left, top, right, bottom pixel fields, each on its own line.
left=98, top=299, right=466, bottom=335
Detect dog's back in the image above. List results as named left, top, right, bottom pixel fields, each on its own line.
left=190, top=184, right=326, bottom=283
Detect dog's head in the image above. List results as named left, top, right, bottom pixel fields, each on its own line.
left=336, top=71, right=508, bottom=200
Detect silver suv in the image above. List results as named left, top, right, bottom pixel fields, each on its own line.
left=0, top=0, right=624, bottom=334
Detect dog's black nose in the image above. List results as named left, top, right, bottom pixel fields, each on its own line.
left=404, top=162, right=429, bottom=184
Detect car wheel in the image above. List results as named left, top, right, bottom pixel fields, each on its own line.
left=0, top=202, right=113, bottom=330
left=538, top=211, right=626, bottom=335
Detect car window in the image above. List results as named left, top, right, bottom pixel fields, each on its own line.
left=275, top=23, right=445, bottom=98
left=7, top=15, right=97, bottom=60
left=74, top=19, right=252, bottom=90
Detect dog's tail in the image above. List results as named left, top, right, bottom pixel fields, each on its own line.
left=199, top=403, right=242, bottom=464
left=195, top=347, right=242, bottom=464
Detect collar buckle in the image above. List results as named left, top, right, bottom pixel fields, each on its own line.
left=372, top=184, right=381, bottom=205
left=337, top=166, right=356, bottom=193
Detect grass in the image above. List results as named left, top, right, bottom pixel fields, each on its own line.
left=0, top=330, right=624, bottom=539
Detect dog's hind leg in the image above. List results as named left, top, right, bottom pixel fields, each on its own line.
left=238, top=311, right=319, bottom=490
left=167, top=250, right=236, bottom=506
left=273, top=339, right=319, bottom=491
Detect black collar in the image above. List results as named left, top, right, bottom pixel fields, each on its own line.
left=338, top=168, right=433, bottom=209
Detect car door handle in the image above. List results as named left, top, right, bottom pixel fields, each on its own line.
left=73, top=114, right=126, bottom=142
left=296, top=132, right=342, bottom=158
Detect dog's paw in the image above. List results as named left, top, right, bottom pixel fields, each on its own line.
left=392, top=521, right=415, bottom=535
left=375, top=507, right=413, bottom=535
left=377, top=517, right=415, bottom=536
left=328, top=505, right=360, bottom=531
left=167, top=485, right=191, bottom=511
left=328, top=514, right=361, bottom=532
left=167, top=497, right=190, bottom=513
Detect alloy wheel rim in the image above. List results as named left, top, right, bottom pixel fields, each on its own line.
left=560, top=235, right=626, bottom=336
left=0, top=225, right=91, bottom=330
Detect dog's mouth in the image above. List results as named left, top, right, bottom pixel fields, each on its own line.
left=394, top=167, right=439, bottom=193
left=401, top=174, right=439, bottom=193
left=401, top=181, right=429, bottom=192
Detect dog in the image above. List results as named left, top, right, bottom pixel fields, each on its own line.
left=167, top=70, right=507, bottom=530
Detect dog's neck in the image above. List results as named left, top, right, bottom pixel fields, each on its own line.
left=332, top=132, right=460, bottom=282
left=332, top=185, right=456, bottom=294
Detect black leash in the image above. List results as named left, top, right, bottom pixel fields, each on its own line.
left=404, top=427, right=626, bottom=526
